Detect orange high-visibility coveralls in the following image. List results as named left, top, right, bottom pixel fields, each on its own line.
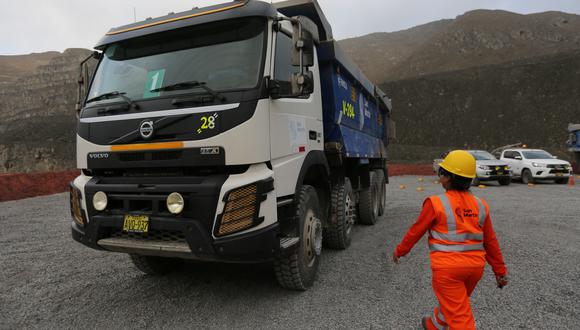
left=395, top=190, right=507, bottom=330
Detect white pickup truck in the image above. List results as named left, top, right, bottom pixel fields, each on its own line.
left=500, top=149, right=572, bottom=184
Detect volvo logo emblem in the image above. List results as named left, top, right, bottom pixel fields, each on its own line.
left=139, top=120, right=154, bottom=139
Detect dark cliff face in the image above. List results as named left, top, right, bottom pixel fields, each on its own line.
left=0, top=49, right=92, bottom=172
left=380, top=51, right=580, bottom=162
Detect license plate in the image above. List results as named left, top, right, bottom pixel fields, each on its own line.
left=123, top=215, right=149, bottom=233
left=556, top=173, right=563, bottom=177
left=497, top=171, right=504, bottom=175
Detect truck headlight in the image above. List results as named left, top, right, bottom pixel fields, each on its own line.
left=92, top=191, right=108, bottom=211
left=532, top=162, right=545, bottom=167
left=167, top=192, right=185, bottom=214
left=478, top=165, right=486, bottom=170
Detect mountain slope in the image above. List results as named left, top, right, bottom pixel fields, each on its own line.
left=340, top=10, right=580, bottom=82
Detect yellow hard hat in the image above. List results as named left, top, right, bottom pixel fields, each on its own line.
left=439, top=150, right=476, bottom=179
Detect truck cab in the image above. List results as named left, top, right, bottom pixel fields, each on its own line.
left=70, top=0, right=392, bottom=290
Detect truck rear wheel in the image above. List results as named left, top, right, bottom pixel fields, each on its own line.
left=129, top=254, right=178, bottom=275
left=324, top=178, right=355, bottom=249
left=358, top=171, right=379, bottom=225
left=375, top=170, right=386, bottom=216
left=274, top=185, right=322, bottom=291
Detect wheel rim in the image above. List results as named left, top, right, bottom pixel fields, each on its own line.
left=345, top=193, right=355, bottom=235
left=304, top=209, right=322, bottom=267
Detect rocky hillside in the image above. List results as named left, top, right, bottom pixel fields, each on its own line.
left=0, top=52, right=60, bottom=86
left=340, top=10, right=580, bottom=83
left=0, top=49, right=91, bottom=172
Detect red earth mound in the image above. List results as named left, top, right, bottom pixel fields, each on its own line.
left=0, top=170, right=78, bottom=202
left=0, top=164, right=434, bottom=202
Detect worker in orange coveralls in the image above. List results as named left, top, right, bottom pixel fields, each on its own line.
left=392, top=150, right=508, bottom=330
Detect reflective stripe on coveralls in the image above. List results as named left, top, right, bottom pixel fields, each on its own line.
left=428, top=194, right=484, bottom=252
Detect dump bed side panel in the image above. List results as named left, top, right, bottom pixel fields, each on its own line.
left=319, top=42, right=390, bottom=159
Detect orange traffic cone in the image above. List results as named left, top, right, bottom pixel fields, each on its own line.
left=569, top=176, right=575, bottom=186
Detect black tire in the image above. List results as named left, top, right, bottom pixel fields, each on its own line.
left=130, top=254, right=178, bottom=275
left=375, top=170, right=386, bottom=217
left=555, top=177, right=569, bottom=184
left=498, top=178, right=511, bottom=186
left=472, top=178, right=480, bottom=186
left=274, top=185, right=322, bottom=291
left=324, top=178, right=355, bottom=250
left=358, top=171, right=379, bottom=225
left=522, top=169, right=534, bottom=184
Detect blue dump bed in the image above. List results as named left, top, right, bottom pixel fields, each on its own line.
left=276, top=0, right=392, bottom=160
left=318, top=41, right=392, bottom=159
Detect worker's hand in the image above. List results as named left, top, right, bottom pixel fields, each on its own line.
left=392, top=251, right=400, bottom=264
left=495, top=275, right=509, bottom=289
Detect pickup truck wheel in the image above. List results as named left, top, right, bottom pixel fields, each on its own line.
left=498, top=178, right=511, bottom=186
left=129, top=254, right=178, bottom=275
left=375, top=170, right=387, bottom=217
left=522, top=169, right=534, bottom=184
left=274, top=185, right=322, bottom=291
left=472, top=178, right=480, bottom=186
left=324, top=178, right=355, bottom=249
left=358, top=171, right=379, bottom=225
left=555, top=177, right=569, bottom=184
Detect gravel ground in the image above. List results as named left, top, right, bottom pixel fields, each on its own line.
left=1, top=176, right=579, bottom=329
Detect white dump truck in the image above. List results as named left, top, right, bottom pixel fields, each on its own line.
left=69, top=0, right=393, bottom=290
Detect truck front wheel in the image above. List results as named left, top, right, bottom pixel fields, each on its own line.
left=130, top=254, right=179, bottom=275
left=324, top=178, right=355, bottom=249
left=522, top=169, right=534, bottom=184
left=274, top=185, right=322, bottom=290
left=358, top=171, right=379, bottom=225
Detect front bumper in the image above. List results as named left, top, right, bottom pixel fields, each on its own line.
left=532, top=168, right=572, bottom=180
left=70, top=165, right=282, bottom=263
left=72, top=219, right=280, bottom=263
left=476, top=168, right=511, bottom=181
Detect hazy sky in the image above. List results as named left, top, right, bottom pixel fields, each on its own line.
left=2, top=0, right=580, bottom=55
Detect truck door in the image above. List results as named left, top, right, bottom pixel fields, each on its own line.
left=269, top=24, right=324, bottom=198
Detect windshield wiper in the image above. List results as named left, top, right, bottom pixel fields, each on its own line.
left=151, top=81, right=225, bottom=102
left=85, top=91, right=138, bottom=113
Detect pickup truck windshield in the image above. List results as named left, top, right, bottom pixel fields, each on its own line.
left=469, top=151, right=496, bottom=160
left=87, top=17, right=265, bottom=107
left=522, top=150, right=553, bottom=159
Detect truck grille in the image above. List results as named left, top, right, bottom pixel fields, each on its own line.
left=111, top=229, right=186, bottom=243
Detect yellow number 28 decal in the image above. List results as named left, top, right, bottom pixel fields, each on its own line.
left=197, top=113, right=219, bottom=134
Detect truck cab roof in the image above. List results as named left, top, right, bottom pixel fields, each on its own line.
left=95, top=1, right=277, bottom=49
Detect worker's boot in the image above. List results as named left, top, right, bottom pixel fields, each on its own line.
left=421, top=316, right=429, bottom=329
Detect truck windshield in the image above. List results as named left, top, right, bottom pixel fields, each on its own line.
left=522, top=150, right=553, bottom=159
left=469, top=151, right=496, bottom=160
left=87, top=18, right=265, bottom=107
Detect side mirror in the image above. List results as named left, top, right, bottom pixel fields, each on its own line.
left=291, top=16, right=318, bottom=68
left=75, top=51, right=101, bottom=115
left=552, top=155, right=558, bottom=159
left=291, top=70, right=314, bottom=95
